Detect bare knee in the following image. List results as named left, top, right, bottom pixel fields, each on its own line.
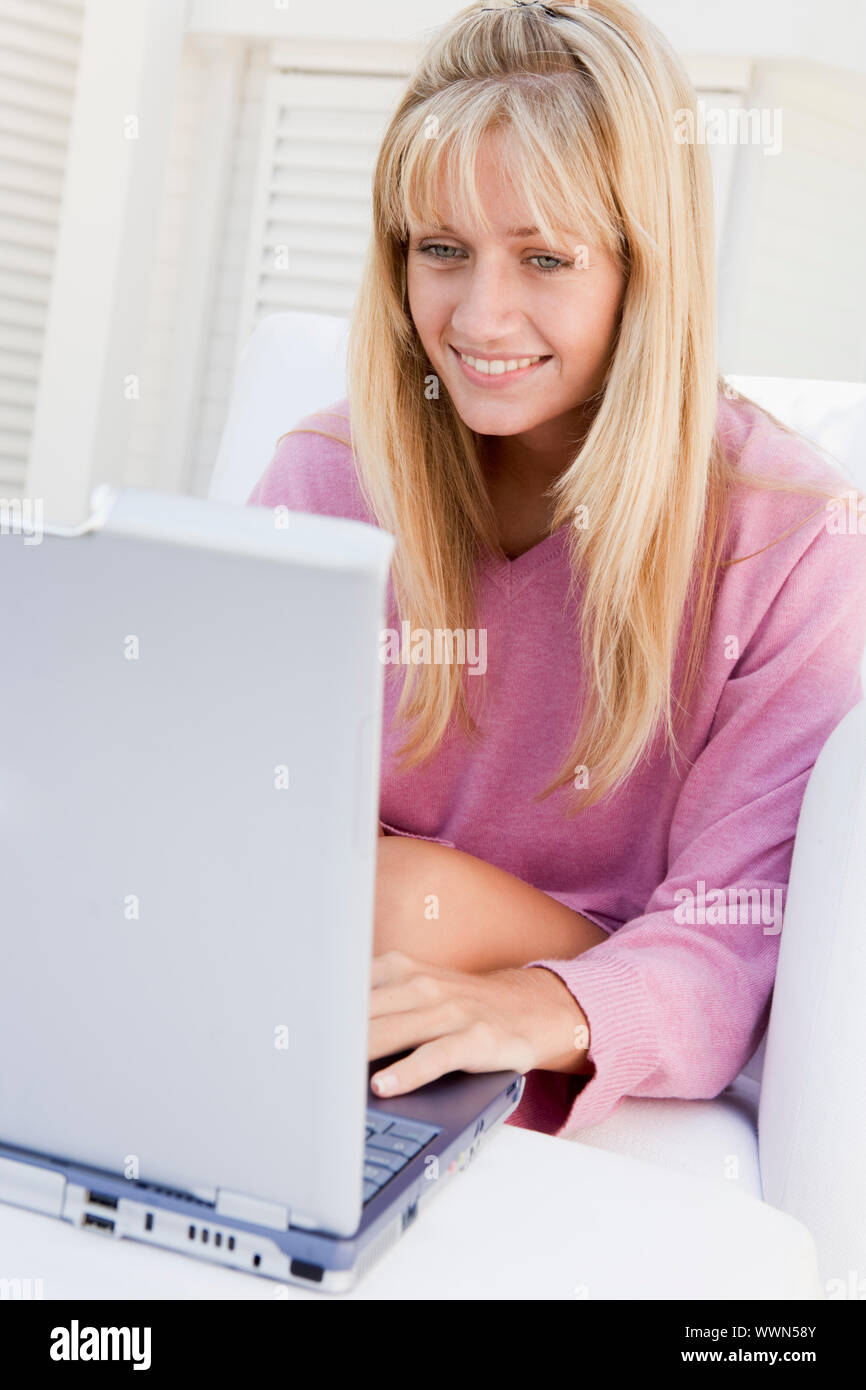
left=373, top=835, right=608, bottom=971
left=373, top=837, right=467, bottom=965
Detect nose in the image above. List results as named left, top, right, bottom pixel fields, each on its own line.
left=448, top=254, right=527, bottom=350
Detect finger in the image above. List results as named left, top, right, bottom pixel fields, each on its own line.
left=370, top=1031, right=485, bottom=1098
left=369, top=1003, right=457, bottom=1062
left=369, top=972, right=462, bottom=1020
left=370, top=950, right=423, bottom=987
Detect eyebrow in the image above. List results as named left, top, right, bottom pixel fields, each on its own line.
left=435, top=224, right=540, bottom=238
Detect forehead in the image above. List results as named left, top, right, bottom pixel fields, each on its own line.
left=407, top=133, right=565, bottom=239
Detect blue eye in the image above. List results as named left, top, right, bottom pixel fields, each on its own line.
left=530, top=255, right=568, bottom=274
left=418, top=243, right=465, bottom=261
left=416, top=243, right=570, bottom=274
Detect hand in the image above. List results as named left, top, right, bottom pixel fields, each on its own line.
left=368, top=950, right=593, bottom=1097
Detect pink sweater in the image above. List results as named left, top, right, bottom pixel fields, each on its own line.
left=247, top=393, right=866, bottom=1135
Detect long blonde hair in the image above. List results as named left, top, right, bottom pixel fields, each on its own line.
left=314, top=0, right=856, bottom=812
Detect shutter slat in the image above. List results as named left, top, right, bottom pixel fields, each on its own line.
left=0, top=238, right=55, bottom=275
left=0, top=428, right=30, bottom=456
left=0, top=46, right=77, bottom=95
left=0, top=396, right=36, bottom=428
left=0, top=162, right=64, bottom=200
left=0, top=297, right=49, bottom=332
left=0, top=268, right=52, bottom=306
left=264, top=221, right=366, bottom=255
left=0, top=348, right=39, bottom=379
left=0, top=186, right=62, bottom=223
left=1, top=1, right=84, bottom=41
left=0, top=214, right=55, bottom=253
left=0, top=70, right=76, bottom=120
left=272, top=139, right=381, bottom=173
left=0, top=97, right=68, bottom=144
left=0, top=130, right=67, bottom=174
left=266, top=196, right=371, bottom=229
left=0, top=18, right=81, bottom=67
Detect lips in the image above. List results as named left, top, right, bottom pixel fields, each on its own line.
left=449, top=344, right=552, bottom=386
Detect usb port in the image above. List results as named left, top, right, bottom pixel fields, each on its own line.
left=86, top=1190, right=118, bottom=1210
left=83, top=1213, right=115, bottom=1233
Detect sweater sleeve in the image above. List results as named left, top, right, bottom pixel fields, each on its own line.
left=244, top=405, right=370, bottom=524
left=246, top=430, right=313, bottom=510
left=509, top=517, right=866, bottom=1135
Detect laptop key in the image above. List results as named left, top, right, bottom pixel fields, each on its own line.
left=363, top=1162, right=393, bottom=1188
left=365, top=1112, right=397, bottom=1133
left=364, top=1147, right=407, bottom=1173
left=367, top=1132, right=423, bottom=1159
left=362, top=1180, right=378, bottom=1203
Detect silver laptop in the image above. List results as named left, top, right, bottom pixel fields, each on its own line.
left=0, top=486, right=523, bottom=1294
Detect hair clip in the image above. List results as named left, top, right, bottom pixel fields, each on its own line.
left=478, top=3, right=573, bottom=15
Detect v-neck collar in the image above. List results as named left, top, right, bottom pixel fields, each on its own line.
left=478, top=522, right=571, bottom=596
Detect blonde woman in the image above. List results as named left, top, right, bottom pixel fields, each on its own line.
left=248, top=0, right=866, bottom=1136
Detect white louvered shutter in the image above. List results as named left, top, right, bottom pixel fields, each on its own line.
left=234, top=70, right=406, bottom=367
left=0, top=0, right=85, bottom=493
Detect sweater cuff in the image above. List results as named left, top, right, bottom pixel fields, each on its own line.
left=378, top=819, right=457, bottom=849
left=506, top=950, right=662, bottom=1135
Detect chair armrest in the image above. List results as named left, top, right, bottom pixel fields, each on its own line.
left=759, top=699, right=866, bottom=1285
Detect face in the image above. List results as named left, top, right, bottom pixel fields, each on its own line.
left=406, top=134, right=626, bottom=465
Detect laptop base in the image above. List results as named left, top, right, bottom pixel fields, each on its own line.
left=0, top=1075, right=523, bottom=1294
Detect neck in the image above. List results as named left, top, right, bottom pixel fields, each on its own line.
left=480, top=402, right=596, bottom=490
left=478, top=404, right=599, bottom=559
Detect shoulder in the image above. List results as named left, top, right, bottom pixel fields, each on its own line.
left=713, top=390, right=866, bottom=639
left=717, top=388, right=863, bottom=573
left=245, top=397, right=375, bottom=525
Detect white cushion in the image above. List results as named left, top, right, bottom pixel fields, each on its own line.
left=209, top=312, right=349, bottom=505
left=565, top=1074, right=762, bottom=1198
left=758, top=699, right=866, bottom=1285
left=726, top=375, right=866, bottom=491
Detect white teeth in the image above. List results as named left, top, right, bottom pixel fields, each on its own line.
left=458, top=351, right=542, bottom=375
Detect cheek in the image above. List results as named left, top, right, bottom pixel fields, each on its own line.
left=407, top=267, right=450, bottom=336
left=553, top=288, right=622, bottom=366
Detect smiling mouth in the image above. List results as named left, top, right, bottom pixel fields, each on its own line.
left=449, top=345, right=553, bottom=381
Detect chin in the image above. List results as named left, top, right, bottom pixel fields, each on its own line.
left=448, top=398, right=548, bottom=435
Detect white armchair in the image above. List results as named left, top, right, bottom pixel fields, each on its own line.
left=216, top=311, right=866, bottom=1292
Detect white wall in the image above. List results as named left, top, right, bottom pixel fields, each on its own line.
left=189, top=0, right=866, bottom=77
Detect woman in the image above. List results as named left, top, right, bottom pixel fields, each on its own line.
left=247, top=0, right=866, bottom=1136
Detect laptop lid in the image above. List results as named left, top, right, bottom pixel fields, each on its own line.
left=0, top=486, right=393, bottom=1238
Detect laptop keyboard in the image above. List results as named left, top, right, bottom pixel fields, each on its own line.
left=363, top=1110, right=441, bottom=1204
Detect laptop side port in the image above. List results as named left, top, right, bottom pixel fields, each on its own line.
left=401, top=1200, right=418, bottom=1230
left=83, top=1212, right=115, bottom=1233
left=86, top=1189, right=119, bottom=1210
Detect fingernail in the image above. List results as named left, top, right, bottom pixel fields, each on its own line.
left=373, top=1072, right=398, bottom=1094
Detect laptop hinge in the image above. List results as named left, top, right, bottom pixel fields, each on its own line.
left=0, top=1154, right=66, bottom=1217
left=214, top=1188, right=290, bottom=1231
